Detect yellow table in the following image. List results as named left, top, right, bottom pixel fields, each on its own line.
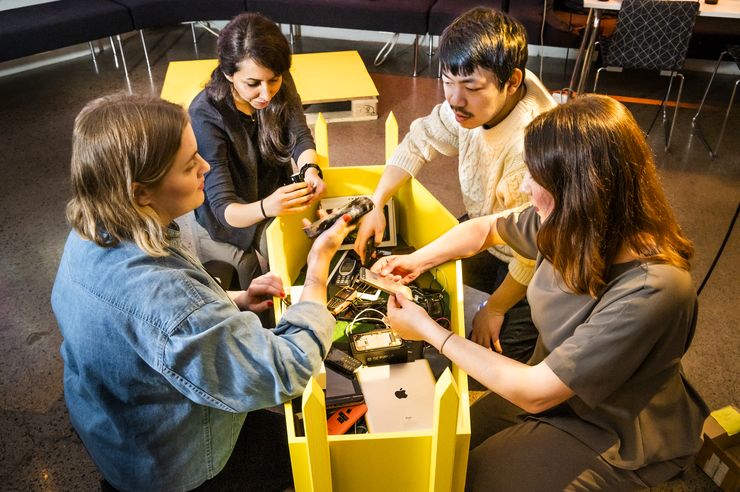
left=160, top=50, right=378, bottom=123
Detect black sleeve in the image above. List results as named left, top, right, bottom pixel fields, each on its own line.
left=190, top=96, right=246, bottom=228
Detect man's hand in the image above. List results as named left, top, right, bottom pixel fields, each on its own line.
left=354, top=206, right=386, bottom=262
left=230, top=272, right=285, bottom=313
left=471, top=305, right=504, bottom=353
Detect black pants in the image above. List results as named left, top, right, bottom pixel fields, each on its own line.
left=101, top=409, right=293, bottom=492
left=461, top=250, right=538, bottom=364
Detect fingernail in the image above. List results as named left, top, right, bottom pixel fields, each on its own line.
left=280, top=291, right=286, bottom=298
left=342, top=213, right=352, bottom=223
left=267, top=300, right=274, bottom=307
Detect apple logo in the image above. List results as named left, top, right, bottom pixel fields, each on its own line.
left=394, top=387, right=408, bottom=399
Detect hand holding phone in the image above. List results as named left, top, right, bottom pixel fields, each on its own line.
left=303, top=196, right=374, bottom=239
left=357, top=267, right=413, bottom=299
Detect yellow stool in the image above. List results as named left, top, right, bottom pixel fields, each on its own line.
left=160, top=50, right=378, bottom=123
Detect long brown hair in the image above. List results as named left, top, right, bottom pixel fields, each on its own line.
left=206, top=12, right=300, bottom=164
left=66, top=94, right=188, bottom=257
left=524, top=95, right=693, bottom=297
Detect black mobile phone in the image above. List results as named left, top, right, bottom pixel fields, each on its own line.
left=303, top=196, right=374, bottom=239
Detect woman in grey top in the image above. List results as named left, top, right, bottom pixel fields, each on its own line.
left=372, top=95, right=707, bottom=491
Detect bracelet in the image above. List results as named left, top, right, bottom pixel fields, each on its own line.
left=259, top=199, right=268, bottom=219
left=299, top=163, right=323, bottom=180
left=439, top=331, right=454, bottom=356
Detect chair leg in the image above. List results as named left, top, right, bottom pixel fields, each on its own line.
left=592, top=67, right=606, bottom=93
left=116, top=34, right=132, bottom=93
left=289, top=24, right=295, bottom=53
left=692, top=51, right=727, bottom=127
left=139, top=30, right=154, bottom=88
left=88, top=42, right=99, bottom=74
left=428, top=34, right=433, bottom=62
left=712, top=78, right=739, bottom=158
left=412, top=34, right=419, bottom=77
left=666, top=72, right=684, bottom=151
left=191, top=22, right=197, bottom=46
left=108, top=37, right=119, bottom=69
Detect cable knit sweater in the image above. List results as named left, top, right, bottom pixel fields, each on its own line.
left=388, top=70, right=556, bottom=285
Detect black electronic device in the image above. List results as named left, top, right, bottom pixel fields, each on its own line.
left=327, top=287, right=357, bottom=315
left=325, top=346, right=363, bottom=376
left=362, top=237, right=377, bottom=267
left=349, top=328, right=408, bottom=366
left=334, top=256, right=357, bottom=286
left=303, top=196, right=374, bottom=239
left=325, top=366, right=364, bottom=411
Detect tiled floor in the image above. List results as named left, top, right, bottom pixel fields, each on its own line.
left=0, top=24, right=737, bottom=491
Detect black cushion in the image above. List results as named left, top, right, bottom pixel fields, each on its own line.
left=111, top=0, right=246, bottom=30
left=247, top=0, right=434, bottom=35
left=428, top=0, right=504, bottom=35
left=0, top=0, right=134, bottom=62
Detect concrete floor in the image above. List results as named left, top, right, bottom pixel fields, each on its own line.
left=0, top=24, right=737, bottom=491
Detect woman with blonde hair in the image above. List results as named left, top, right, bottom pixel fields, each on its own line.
left=52, top=93, right=349, bottom=491
left=374, top=95, right=707, bottom=491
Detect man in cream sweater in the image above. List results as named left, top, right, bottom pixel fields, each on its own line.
left=355, top=7, right=556, bottom=363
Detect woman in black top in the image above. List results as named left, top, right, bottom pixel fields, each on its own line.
left=187, top=13, right=325, bottom=288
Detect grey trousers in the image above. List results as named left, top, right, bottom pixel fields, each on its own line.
left=467, top=392, right=652, bottom=492
left=177, top=212, right=268, bottom=290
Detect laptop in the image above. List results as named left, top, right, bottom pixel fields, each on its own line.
left=355, top=359, right=437, bottom=433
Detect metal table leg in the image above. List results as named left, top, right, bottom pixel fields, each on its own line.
left=566, top=8, right=594, bottom=99
left=576, top=9, right=602, bottom=97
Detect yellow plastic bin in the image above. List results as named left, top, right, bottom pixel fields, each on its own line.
left=266, top=165, right=470, bottom=492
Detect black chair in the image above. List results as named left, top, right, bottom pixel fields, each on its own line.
left=592, top=0, right=700, bottom=151
left=691, top=45, right=740, bottom=159
left=247, top=0, right=435, bottom=76
left=0, top=0, right=134, bottom=86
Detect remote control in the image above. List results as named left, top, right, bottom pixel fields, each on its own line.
left=325, top=346, right=363, bottom=376
left=303, top=196, right=374, bottom=239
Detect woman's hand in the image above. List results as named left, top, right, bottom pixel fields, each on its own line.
left=230, top=272, right=285, bottom=312
left=262, top=182, right=313, bottom=217
left=370, top=254, right=423, bottom=285
left=471, top=306, right=504, bottom=353
left=302, top=168, right=326, bottom=206
left=299, top=212, right=354, bottom=305
left=304, top=212, right=354, bottom=269
left=386, top=293, right=434, bottom=341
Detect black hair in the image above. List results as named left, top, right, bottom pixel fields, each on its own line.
left=439, top=7, right=528, bottom=89
left=206, top=12, right=300, bottom=164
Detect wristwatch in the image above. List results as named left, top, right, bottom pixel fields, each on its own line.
left=299, top=163, right=323, bottom=180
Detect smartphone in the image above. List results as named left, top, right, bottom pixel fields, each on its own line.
left=303, top=196, right=374, bottom=239
left=357, top=267, right=413, bottom=299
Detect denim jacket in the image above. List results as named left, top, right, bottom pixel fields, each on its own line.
left=51, top=229, right=334, bottom=492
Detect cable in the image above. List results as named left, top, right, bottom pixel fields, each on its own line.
left=344, top=308, right=389, bottom=340
left=697, top=202, right=739, bottom=296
